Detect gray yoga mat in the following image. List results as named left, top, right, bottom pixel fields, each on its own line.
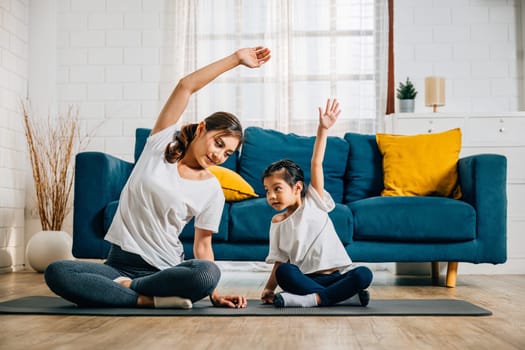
left=0, top=296, right=491, bottom=316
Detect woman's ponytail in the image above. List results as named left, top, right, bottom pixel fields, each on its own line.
left=164, top=111, right=243, bottom=164
left=164, top=123, right=198, bottom=163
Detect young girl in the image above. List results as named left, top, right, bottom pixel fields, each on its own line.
left=44, top=46, right=271, bottom=309
left=261, top=98, right=373, bottom=307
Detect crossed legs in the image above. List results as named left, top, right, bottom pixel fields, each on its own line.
left=44, top=258, right=221, bottom=308
left=274, top=263, right=373, bottom=307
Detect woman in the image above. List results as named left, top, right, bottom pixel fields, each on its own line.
left=44, top=46, right=271, bottom=309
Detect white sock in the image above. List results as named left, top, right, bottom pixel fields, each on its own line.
left=276, top=292, right=318, bottom=307
left=154, top=296, right=193, bottom=309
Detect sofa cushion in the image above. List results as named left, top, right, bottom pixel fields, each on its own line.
left=229, top=198, right=274, bottom=242
left=134, top=128, right=238, bottom=171
left=207, top=165, right=258, bottom=202
left=135, top=128, right=151, bottom=162
left=229, top=198, right=353, bottom=245
left=104, top=200, right=119, bottom=233
left=239, top=127, right=349, bottom=203
left=376, top=128, right=462, bottom=198
left=348, top=196, right=476, bottom=242
left=343, top=133, right=383, bottom=203
left=328, top=204, right=353, bottom=245
left=104, top=200, right=230, bottom=242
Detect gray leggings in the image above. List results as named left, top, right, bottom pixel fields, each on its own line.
left=44, top=245, right=221, bottom=307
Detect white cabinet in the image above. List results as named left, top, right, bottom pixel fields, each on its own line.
left=386, top=112, right=525, bottom=274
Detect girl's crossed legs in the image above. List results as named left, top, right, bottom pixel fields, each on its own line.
left=275, top=263, right=373, bottom=306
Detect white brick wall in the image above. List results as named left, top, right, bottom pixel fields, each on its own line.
left=0, top=0, right=29, bottom=271
left=395, top=0, right=521, bottom=113
left=56, top=0, right=169, bottom=162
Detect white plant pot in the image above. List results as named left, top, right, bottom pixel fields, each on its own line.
left=26, top=230, right=74, bottom=273
left=398, top=99, right=415, bottom=113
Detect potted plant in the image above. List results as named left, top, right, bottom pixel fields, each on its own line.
left=397, top=77, right=418, bottom=113
left=21, top=104, right=87, bottom=272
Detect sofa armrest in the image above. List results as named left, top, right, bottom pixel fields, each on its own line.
left=458, top=154, right=507, bottom=263
left=72, top=151, right=134, bottom=259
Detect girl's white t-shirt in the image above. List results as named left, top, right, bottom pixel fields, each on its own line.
left=265, top=185, right=352, bottom=274
left=105, top=125, right=225, bottom=270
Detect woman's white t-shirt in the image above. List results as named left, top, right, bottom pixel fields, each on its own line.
left=265, top=185, right=352, bottom=274
left=105, top=125, right=225, bottom=270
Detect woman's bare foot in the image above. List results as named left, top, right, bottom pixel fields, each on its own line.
left=113, top=276, right=132, bottom=288
left=137, top=295, right=154, bottom=307
left=113, top=276, right=153, bottom=307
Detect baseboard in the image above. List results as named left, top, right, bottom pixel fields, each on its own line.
left=387, top=260, right=524, bottom=275
left=458, top=259, right=525, bottom=274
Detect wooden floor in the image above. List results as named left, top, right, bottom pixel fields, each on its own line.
left=0, top=269, right=524, bottom=350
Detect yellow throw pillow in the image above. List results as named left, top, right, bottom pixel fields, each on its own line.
left=208, top=165, right=258, bottom=201
left=376, top=128, right=462, bottom=198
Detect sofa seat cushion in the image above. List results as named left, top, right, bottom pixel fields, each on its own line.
left=348, top=196, right=476, bottom=242
left=239, top=127, right=349, bottom=203
left=229, top=198, right=353, bottom=245
left=104, top=200, right=230, bottom=243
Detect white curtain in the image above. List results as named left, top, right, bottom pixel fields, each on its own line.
left=169, top=0, right=389, bottom=136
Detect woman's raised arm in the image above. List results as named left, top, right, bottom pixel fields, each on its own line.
left=151, top=46, right=271, bottom=135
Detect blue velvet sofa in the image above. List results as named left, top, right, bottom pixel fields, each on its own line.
left=72, top=127, right=507, bottom=287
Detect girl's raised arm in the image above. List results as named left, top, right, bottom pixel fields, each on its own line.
left=152, top=46, right=271, bottom=135
left=310, top=98, right=341, bottom=198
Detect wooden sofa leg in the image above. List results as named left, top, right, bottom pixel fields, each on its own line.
left=445, top=262, right=458, bottom=288
left=431, top=262, right=440, bottom=285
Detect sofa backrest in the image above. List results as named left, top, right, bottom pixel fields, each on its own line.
left=343, top=132, right=383, bottom=202
left=239, top=127, right=350, bottom=203
left=135, top=128, right=151, bottom=162
left=133, top=127, right=384, bottom=204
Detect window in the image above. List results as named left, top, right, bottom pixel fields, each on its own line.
left=179, top=0, right=387, bottom=135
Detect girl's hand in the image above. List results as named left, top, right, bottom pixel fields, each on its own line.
left=236, top=46, right=271, bottom=68
left=318, top=98, right=341, bottom=130
left=261, top=288, right=275, bottom=304
left=210, top=294, right=248, bottom=308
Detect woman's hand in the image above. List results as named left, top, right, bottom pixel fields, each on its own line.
left=236, top=46, right=271, bottom=68
left=210, top=293, right=248, bottom=308
left=261, top=288, right=275, bottom=304
left=318, top=98, right=341, bottom=130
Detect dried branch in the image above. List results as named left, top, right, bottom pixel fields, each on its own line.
left=22, top=104, right=88, bottom=231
